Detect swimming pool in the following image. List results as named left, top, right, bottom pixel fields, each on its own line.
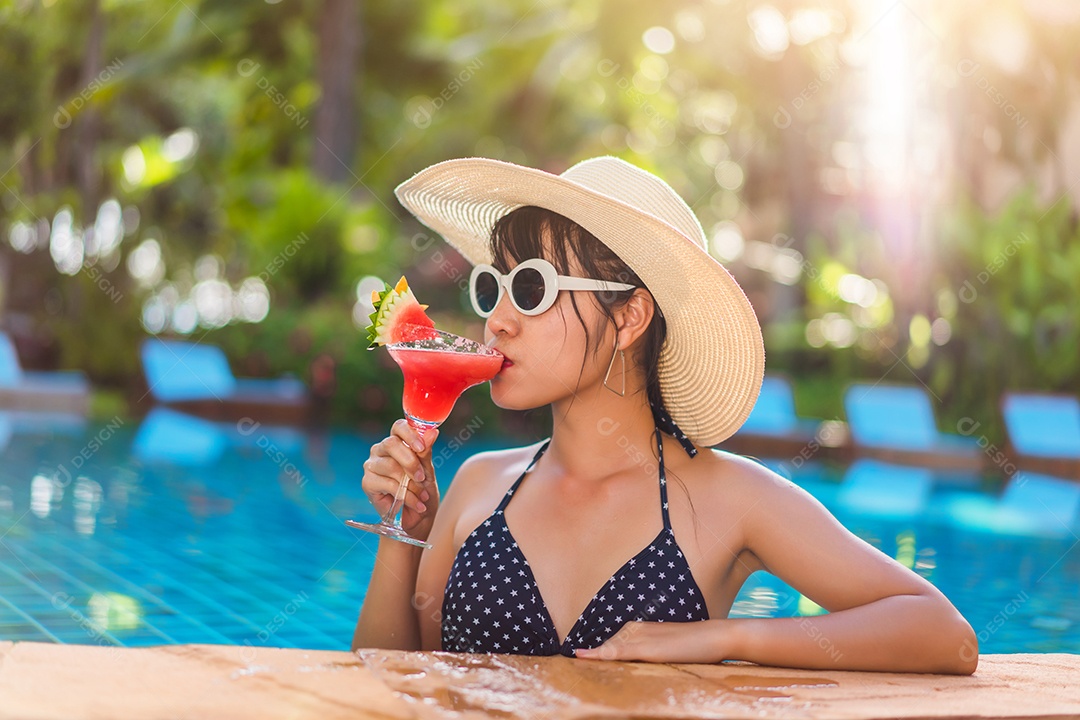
left=0, top=410, right=1076, bottom=653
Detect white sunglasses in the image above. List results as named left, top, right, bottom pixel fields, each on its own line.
left=469, top=258, right=636, bottom=317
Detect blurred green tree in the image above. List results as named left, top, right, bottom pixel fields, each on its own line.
left=0, top=0, right=1077, bottom=445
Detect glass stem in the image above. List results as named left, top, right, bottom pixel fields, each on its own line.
left=381, top=472, right=411, bottom=527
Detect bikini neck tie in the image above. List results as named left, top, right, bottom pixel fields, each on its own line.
left=650, top=399, right=698, bottom=458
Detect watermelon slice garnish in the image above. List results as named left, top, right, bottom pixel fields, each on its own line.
left=365, top=276, right=438, bottom=348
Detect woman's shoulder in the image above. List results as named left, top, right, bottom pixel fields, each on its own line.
left=446, top=440, right=548, bottom=503
left=662, top=448, right=813, bottom=563
left=675, top=446, right=801, bottom=507
left=441, top=440, right=548, bottom=544
left=459, top=438, right=545, bottom=470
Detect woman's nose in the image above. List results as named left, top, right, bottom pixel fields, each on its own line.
left=485, top=291, right=518, bottom=338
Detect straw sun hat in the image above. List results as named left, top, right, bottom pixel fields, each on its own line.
left=394, top=156, right=765, bottom=448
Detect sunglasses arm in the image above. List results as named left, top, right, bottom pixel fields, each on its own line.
left=557, top=277, right=636, bottom=292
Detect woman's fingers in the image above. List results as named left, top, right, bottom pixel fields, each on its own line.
left=385, top=423, right=428, bottom=484
left=359, top=422, right=441, bottom=533
left=362, top=452, right=426, bottom=509
left=392, top=420, right=440, bottom=481
left=391, top=418, right=427, bottom=455
left=417, top=428, right=440, bottom=481
left=381, top=474, right=427, bottom=513
left=365, top=468, right=427, bottom=513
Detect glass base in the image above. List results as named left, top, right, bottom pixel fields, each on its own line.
left=345, top=519, right=433, bottom=549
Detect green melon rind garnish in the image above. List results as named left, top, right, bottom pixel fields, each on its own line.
left=365, top=276, right=430, bottom=349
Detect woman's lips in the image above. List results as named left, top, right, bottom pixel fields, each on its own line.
left=500, top=357, right=514, bottom=371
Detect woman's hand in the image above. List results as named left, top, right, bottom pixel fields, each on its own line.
left=361, top=419, right=441, bottom=540
left=574, top=620, right=732, bottom=664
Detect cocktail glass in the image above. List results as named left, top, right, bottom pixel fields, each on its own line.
left=346, top=325, right=503, bottom=548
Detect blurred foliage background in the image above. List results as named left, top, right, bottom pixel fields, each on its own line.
left=1, top=0, right=1078, bottom=441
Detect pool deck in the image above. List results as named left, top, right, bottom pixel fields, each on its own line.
left=1, top=642, right=1078, bottom=719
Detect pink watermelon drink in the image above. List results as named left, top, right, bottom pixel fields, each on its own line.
left=347, top=276, right=502, bottom=548
left=390, top=345, right=503, bottom=425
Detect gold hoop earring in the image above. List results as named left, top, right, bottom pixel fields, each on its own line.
left=603, top=337, right=625, bottom=397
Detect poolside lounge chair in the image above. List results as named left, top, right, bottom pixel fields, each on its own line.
left=139, top=338, right=310, bottom=425
left=0, top=332, right=90, bottom=414
left=739, top=374, right=820, bottom=438
left=842, top=382, right=981, bottom=471
left=1002, top=392, right=1080, bottom=478
left=724, top=374, right=846, bottom=460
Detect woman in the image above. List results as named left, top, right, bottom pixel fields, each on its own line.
left=353, top=156, right=978, bottom=674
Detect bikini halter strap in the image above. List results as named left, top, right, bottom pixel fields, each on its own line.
left=495, top=439, right=551, bottom=512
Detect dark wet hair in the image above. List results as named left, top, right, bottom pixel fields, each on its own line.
left=489, top=205, right=668, bottom=420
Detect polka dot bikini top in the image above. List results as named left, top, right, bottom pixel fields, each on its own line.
left=441, top=426, right=710, bottom=656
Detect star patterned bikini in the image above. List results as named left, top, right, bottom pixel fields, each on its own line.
left=441, top=426, right=710, bottom=656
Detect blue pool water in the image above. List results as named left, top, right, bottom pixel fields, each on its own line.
left=0, top=410, right=1077, bottom=653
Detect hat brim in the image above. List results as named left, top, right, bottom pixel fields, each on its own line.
left=394, top=157, right=764, bottom=447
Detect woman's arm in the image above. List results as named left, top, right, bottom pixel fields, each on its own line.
left=351, top=421, right=443, bottom=652
left=352, top=451, right=488, bottom=652
left=579, top=459, right=978, bottom=674
left=726, top=594, right=976, bottom=674
left=727, top=461, right=978, bottom=674
left=351, top=539, right=426, bottom=651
